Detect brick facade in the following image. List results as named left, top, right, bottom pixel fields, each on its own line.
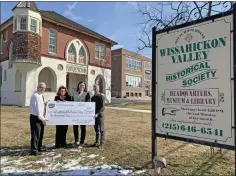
left=13, top=32, right=41, bottom=64
left=111, top=48, right=152, bottom=98
left=1, top=17, right=113, bottom=69
left=1, top=24, right=13, bottom=62
left=41, top=20, right=112, bottom=69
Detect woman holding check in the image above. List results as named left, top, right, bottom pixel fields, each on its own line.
left=54, top=86, right=73, bottom=148
left=72, top=81, right=91, bottom=147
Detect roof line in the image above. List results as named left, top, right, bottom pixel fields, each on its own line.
left=0, top=14, right=118, bottom=45
left=41, top=10, right=117, bottom=45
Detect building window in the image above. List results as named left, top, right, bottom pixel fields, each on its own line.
left=78, top=46, right=86, bottom=64
left=126, top=56, right=141, bottom=71
left=126, top=92, right=129, bottom=97
left=1, top=31, right=8, bottom=43
left=145, top=61, right=152, bottom=70
left=14, top=18, right=17, bottom=31
left=126, top=74, right=141, bottom=87
left=39, top=22, right=41, bottom=35
left=145, top=72, right=151, bottom=81
left=30, top=19, right=37, bottom=32
left=49, top=29, right=57, bottom=53
left=95, top=42, right=105, bottom=59
left=139, top=93, right=142, bottom=97
left=131, top=92, right=134, bottom=97
left=68, top=44, right=76, bottom=62
left=3, top=70, right=7, bottom=81
left=20, top=17, right=27, bottom=30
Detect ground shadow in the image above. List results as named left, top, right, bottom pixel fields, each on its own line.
left=1, top=167, right=137, bottom=176
left=0, top=143, right=96, bottom=157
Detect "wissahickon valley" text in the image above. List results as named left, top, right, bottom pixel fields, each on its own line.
left=159, top=37, right=226, bottom=87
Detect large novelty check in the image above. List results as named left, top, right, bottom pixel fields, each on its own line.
left=45, top=101, right=95, bottom=125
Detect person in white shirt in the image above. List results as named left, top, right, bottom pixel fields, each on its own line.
left=29, top=82, right=47, bottom=155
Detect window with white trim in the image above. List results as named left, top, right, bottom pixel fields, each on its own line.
left=95, top=42, right=105, bottom=59
left=39, top=22, right=41, bottom=35
left=144, top=61, right=152, bottom=70
left=68, top=44, right=76, bottom=62
left=145, top=72, right=151, bottom=81
left=49, top=29, right=57, bottom=53
left=1, top=31, right=8, bottom=43
left=126, top=74, right=141, bottom=87
left=78, top=46, right=86, bottom=64
left=30, top=19, right=37, bottom=32
left=20, top=17, right=27, bottom=30
left=126, top=56, right=141, bottom=71
left=14, top=18, right=17, bottom=31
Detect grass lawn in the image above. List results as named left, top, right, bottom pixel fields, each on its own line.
left=109, top=102, right=151, bottom=110
left=1, top=106, right=235, bottom=175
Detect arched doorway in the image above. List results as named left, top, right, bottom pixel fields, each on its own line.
left=15, top=69, right=22, bottom=92
left=95, top=75, right=105, bottom=94
left=38, top=67, right=57, bottom=92
left=145, top=86, right=150, bottom=96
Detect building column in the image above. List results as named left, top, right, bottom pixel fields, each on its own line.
left=20, top=72, right=27, bottom=106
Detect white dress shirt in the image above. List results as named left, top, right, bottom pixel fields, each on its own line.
left=29, top=91, right=45, bottom=121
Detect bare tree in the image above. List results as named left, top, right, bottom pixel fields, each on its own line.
left=136, top=1, right=234, bottom=51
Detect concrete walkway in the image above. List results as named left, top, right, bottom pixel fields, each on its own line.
left=106, top=106, right=151, bottom=114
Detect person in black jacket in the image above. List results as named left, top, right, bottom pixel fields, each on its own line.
left=54, top=86, right=73, bottom=148
left=91, top=84, right=105, bottom=147
left=72, top=81, right=91, bottom=147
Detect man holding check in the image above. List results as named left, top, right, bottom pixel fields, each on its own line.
left=29, top=82, right=47, bottom=156
left=91, top=84, right=105, bottom=147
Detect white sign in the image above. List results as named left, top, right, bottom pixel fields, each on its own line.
left=45, top=101, right=95, bottom=125
left=66, top=64, right=87, bottom=75
left=156, top=15, right=234, bottom=147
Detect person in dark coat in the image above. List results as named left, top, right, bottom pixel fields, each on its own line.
left=91, top=84, right=105, bottom=147
left=54, top=86, right=73, bottom=148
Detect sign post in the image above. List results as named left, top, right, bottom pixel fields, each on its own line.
left=152, top=8, right=236, bottom=174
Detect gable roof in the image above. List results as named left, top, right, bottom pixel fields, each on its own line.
left=40, top=10, right=117, bottom=45
left=12, top=1, right=40, bottom=12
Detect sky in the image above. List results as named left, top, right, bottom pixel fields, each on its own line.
left=1, top=1, right=152, bottom=58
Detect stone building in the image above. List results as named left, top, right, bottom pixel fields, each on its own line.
left=111, top=48, right=152, bottom=98
left=0, top=2, right=117, bottom=106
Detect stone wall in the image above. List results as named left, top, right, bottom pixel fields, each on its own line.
left=13, top=32, right=41, bottom=64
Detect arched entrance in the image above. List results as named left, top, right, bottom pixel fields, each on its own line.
left=95, top=75, right=105, bottom=94
left=38, top=67, right=57, bottom=92
left=145, top=86, right=150, bottom=96
left=15, top=69, right=22, bottom=92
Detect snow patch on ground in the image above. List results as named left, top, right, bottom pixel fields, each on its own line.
left=0, top=147, right=147, bottom=176
left=87, top=154, right=99, bottom=158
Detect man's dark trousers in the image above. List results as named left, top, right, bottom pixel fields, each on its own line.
left=94, top=112, right=104, bottom=144
left=30, top=114, right=44, bottom=153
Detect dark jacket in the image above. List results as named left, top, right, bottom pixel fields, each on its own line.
left=91, top=93, right=105, bottom=115
left=54, top=95, right=74, bottom=101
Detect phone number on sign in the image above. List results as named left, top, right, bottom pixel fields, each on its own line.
left=162, top=123, right=223, bottom=136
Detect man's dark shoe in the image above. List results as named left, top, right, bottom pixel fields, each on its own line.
left=30, top=151, right=40, bottom=156
left=38, top=148, right=46, bottom=152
